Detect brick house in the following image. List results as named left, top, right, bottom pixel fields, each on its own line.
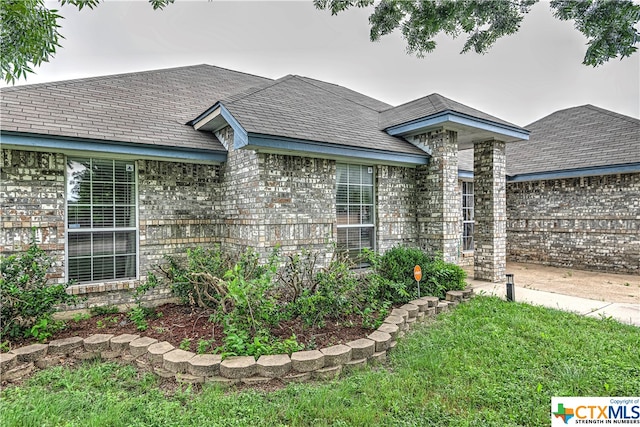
left=2, top=64, right=529, bottom=308
left=458, top=105, right=640, bottom=274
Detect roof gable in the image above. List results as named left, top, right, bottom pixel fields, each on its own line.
left=458, top=105, right=640, bottom=179
left=206, top=75, right=425, bottom=157
left=379, top=93, right=520, bottom=130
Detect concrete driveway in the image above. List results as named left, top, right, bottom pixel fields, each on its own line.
left=465, top=262, right=640, bottom=327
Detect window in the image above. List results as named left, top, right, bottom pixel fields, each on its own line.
left=462, top=181, right=474, bottom=252
left=336, top=163, right=375, bottom=261
left=66, top=158, right=137, bottom=283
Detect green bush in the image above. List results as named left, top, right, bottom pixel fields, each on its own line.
left=213, top=256, right=283, bottom=335
left=287, top=254, right=360, bottom=327
left=0, top=242, right=78, bottom=340
left=157, top=246, right=231, bottom=308
left=366, top=246, right=467, bottom=302
left=422, top=258, right=467, bottom=299
left=145, top=244, right=466, bottom=357
left=153, top=246, right=270, bottom=310
left=378, top=246, right=433, bottom=287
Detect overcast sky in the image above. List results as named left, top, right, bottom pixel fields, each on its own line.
left=5, top=0, right=639, bottom=126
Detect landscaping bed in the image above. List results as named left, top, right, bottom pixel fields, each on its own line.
left=3, top=303, right=373, bottom=353
left=3, top=297, right=638, bottom=427
left=2, top=244, right=467, bottom=358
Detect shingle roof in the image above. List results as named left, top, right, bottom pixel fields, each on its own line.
left=221, top=75, right=425, bottom=155
left=457, top=105, right=640, bottom=176
left=1, top=64, right=273, bottom=152
left=379, top=93, right=521, bottom=130
left=296, top=76, right=391, bottom=112
left=508, top=105, right=639, bottom=176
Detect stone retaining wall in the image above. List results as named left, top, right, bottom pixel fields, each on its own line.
left=0, top=290, right=473, bottom=385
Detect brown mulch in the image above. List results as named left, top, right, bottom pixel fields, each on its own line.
left=4, top=303, right=375, bottom=354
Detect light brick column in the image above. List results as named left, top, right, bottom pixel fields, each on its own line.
left=414, top=128, right=460, bottom=263
left=473, top=139, right=506, bottom=282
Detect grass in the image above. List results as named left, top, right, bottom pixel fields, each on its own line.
left=2, top=296, right=638, bottom=427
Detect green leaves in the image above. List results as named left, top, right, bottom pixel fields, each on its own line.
left=1, top=0, right=175, bottom=84
left=313, top=0, right=375, bottom=16
left=0, top=0, right=62, bottom=84
left=316, top=0, right=639, bottom=66
left=551, top=0, right=640, bottom=66
left=0, top=240, right=78, bottom=339
left=365, top=246, right=466, bottom=303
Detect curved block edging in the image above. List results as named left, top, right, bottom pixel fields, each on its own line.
left=0, top=290, right=473, bottom=384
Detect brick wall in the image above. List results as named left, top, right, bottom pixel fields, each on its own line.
left=2, top=141, right=467, bottom=309
left=1, top=149, right=66, bottom=283
left=0, top=148, right=226, bottom=309
left=473, top=140, right=506, bottom=282
left=506, top=172, right=640, bottom=274
left=376, top=165, right=418, bottom=252
left=258, top=153, right=335, bottom=261
left=412, top=129, right=461, bottom=263
left=217, top=128, right=336, bottom=262
left=138, top=159, right=225, bottom=268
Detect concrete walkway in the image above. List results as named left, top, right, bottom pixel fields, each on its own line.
left=468, top=278, right=640, bottom=327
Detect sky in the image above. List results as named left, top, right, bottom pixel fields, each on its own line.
left=5, top=0, right=639, bottom=127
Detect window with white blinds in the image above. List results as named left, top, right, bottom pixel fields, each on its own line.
left=336, top=163, right=375, bottom=261
left=462, top=181, right=474, bottom=252
left=66, top=158, right=137, bottom=283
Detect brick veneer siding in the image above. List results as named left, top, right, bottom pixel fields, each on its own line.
left=138, top=159, right=225, bottom=269
left=412, top=128, right=461, bottom=263
left=218, top=126, right=336, bottom=263
left=506, top=172, right=640, bottom=274
left=473, top=140, right=507, bottom=282
left=259, top=153, right=336, bottom=259
left=0, top=148, right=226, bottom=309
left=3, top=136, right=470, bottom=309
left=1, top=149, right=66, bottom=283
left=376, top=165, right=418, bottom=252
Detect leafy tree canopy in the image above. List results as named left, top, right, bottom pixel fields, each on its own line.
left=1, top=0, right=638, bottom=84
left=0, top=0, right=173, bottom=84
left=314, top=0, right=640, bottom=67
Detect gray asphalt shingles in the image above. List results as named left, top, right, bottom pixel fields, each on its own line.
left=221, top=75, right=425, bottom=155
left=379, top=93, right=522, bottom=130
left=1, top=64, right=273, bottom=152
left=457, top=105, right=640, bottom=176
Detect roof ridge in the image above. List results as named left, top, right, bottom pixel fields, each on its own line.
left=428, top=93, right=443, bottom=113
left=0, top=64, right=271, bottom=92
left=525, top=104, right=640, bottom=128
left=221, top=75, right=296, bottom=105
left=224, top=74, right=387, bottom=115
left=583, top=104, right=640, bottom=125
left=295, top=75, right=389, bottom=112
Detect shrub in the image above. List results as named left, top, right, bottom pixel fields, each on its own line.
left=213, top=257, right=282, bottom=335
left=158, top=246, right=231, bottom=308
left=287, top=253, right=361, bottom=327
left=0, top=241, right=78, bottom=340
left=275, top=249, right=320, bottom=302
left=365, top=246, right=432, bottom=304
left=152, top=246, right=272, bottom=310
left=422, top=258, right=467, bottom=299
left=378, top=246, right=433, bottom=287
left=366, top=246, right=467, bottom=302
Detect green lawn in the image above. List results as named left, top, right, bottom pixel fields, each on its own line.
left=2, top=296, right=638, bottom=427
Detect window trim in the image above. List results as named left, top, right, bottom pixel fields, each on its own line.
left=65, top=156, right=140, bottom=285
